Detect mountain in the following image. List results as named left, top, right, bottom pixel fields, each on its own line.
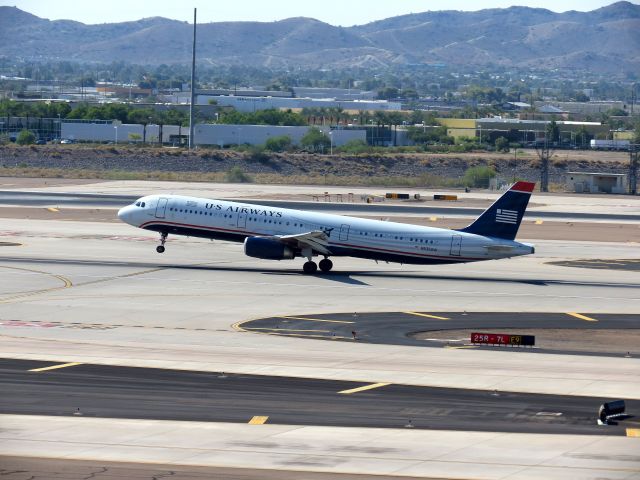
left=1, top=3, right=638, bottom=72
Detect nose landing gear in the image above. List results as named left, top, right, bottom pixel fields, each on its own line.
left=156, top=232, right=168, bottom=253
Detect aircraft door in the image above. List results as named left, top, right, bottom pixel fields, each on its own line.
left=450, top=235, right=462, bottom=256
left=155, top=198, right=168, bottom=219
left=339, top=224, right=350, bottom=241
left=237, top=212, right=248, bottom=229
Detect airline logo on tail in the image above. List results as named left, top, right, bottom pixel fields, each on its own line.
left=496, top=209, right=518, bottom=224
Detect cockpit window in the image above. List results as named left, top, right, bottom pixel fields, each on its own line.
left=135, top=202, right=140, bottom=206
left=141, top=202, right=145, bottom=207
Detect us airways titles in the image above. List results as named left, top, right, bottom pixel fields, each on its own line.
left=204, top=203, right=283, bottom=218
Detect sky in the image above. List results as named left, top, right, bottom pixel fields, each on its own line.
left=3, top=0, right=629, bottom=26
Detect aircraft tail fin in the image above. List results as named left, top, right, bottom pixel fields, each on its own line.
left=458, top=182, right=535, bottom=240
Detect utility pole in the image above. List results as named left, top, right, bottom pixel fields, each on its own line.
left=534, top=136, right=552, bottom=192
left=630, top=144, right=638, bottom=195
left=188, top=8, right=197, bottom=150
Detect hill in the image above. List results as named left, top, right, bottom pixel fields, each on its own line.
left=0, top=3, right=638, bottom=72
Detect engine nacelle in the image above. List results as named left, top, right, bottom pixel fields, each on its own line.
left=244, top=236, right=295, bottom=260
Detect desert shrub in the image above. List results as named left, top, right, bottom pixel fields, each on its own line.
left=462, top=165, right=496, bottom=188
left=16, top=130, right=36, bottom=145
left=225, top=166, right=252, bottom=183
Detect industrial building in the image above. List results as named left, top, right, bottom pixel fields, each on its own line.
left=54, top=120, right=365, bottom=148
left=437, top=117, right=610, bottom=146
left=198, top=95, right=401, bottom=113
left=194, top=124, right=365, bottom=148
left=566, top=172, right=628, bottom=194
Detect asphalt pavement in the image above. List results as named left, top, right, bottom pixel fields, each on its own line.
left=1, top=359, right=636, bottom=436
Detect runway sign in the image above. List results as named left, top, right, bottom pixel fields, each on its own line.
left=471, top=333, right=535, bottom=346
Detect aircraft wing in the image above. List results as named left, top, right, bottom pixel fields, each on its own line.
left=276, top=230, right=332, bottom=255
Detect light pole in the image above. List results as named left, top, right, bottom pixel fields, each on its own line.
left=114, top=126, right=118, bottom=144
left=329, top=131, right=333, bottom=155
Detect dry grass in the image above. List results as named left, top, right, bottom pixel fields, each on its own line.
left=0, top=167, right=456, bottom=188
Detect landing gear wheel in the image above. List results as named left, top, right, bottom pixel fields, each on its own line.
left=319, top=258, right=333, bottom=273
left=303, top=261, right=318, bottom=274
left=156, top=232, right=168, bottom=254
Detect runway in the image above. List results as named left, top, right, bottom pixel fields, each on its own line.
left=0, top=182, right=639, bottom=479
left=2, top=189, right=640, bottom=221
left=4, top=358, right=636, bottom=435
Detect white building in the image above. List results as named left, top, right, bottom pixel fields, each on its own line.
left=62, top=121, right=184, bottom=144
left=200, top=95, right=401, bottom=113
left=566, top=172, right=627, bottom=194
left=194, top=124, right=366, bottom=148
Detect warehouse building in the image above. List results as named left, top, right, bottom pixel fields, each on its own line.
left=198, top=95, right=401, bottom=113
left=193, top=124, right=365, bottom=148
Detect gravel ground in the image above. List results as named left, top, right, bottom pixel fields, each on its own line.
left=0, top=145, right=631, bottom=184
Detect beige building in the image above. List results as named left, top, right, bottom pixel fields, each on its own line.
left=566, top=172, right=627, bottom=194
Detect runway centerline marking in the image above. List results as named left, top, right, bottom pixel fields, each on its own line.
left=29, top=362, right=83, bottom=372
left=248, top=416, right=268, bottom=425
left=404, top=311, right=450, bottom=320
left=279, top=316, right=354, bottom=324
left=338, top=382, right=391, bottom=395
left=567, top=312, right=598, bottom=322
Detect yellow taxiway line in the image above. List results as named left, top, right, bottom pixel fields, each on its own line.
left=279, top=315, right=354, bottom=324
left=404, top=311, right=450, bottom=320
left=29, top=362, right=83, bottom=372
left=248, top=416, right=269, bottom=425
left=567, top=312, right=598, bottom=322
left=245, top=327, right=330, bottom=333
left=627, top=428, right=640, bottom=437
left=46, top=207, right=60, bottom=212
left=338, top=382, right=391, bottom=395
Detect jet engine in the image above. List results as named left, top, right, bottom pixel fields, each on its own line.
left=244, top=236, right=295, bottom=260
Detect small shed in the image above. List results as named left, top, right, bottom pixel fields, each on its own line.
left=567, top=172, right=627, bottom=194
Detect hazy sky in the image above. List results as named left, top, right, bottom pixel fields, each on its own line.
left=3, top=0, right=627, bottom=25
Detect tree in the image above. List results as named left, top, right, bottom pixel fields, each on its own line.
left=545, top=120, right=559, bottom=144
left=16, top=129, right=36, bottom=145
left=265, top=135, right=292, bottom=152
left=301, top=128, right=330, bottom=153
left=494, top=136, right=509, bottom=152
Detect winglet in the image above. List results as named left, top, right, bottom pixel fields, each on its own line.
left=458, top=182, right=535, bottom=240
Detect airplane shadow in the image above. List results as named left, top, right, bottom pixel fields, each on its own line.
left=2, top=256, right=639, bottom=289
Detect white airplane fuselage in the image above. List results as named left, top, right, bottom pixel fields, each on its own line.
left=118, top=194, right=535, bottom=269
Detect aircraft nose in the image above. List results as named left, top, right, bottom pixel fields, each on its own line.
left=117, top=205, right=134, bottom=224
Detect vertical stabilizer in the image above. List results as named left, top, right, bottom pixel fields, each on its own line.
left=458, top=182, right=535, bottom=240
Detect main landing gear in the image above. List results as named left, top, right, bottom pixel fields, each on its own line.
left=303, top=257, right=333, bottom=274
left=156, top=232, right=168, bottom=253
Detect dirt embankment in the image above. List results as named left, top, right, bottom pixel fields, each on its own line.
left=0, top=144, right=630, bottom=185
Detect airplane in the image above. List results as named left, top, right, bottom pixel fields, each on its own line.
left=117, top=181, right=536, bottom=274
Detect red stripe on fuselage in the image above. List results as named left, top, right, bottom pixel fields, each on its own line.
left=139, top=220, right=484, bottom=262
